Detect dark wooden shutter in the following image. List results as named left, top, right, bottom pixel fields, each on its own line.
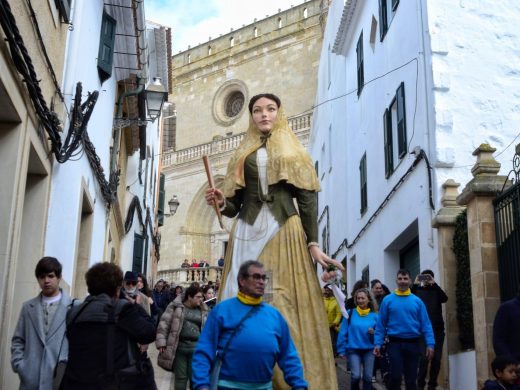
left=383, top=108, right=393, bottom=178
left=356, top=32, right=364, bottom=96
left=396, top=82, right=407, bottom=158
left=132, top=233, right=145, bottom=273
left=157, top=173, right=165, bottom=227
left=378, top=0, right=388, bottom=41
left=97, top=11, right=117, bottom=83
left=55, top=0, right=71, bottom=23
left=359, top=153, right=367, bottom=214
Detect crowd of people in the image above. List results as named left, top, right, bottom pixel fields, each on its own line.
left=10, top=91, right=520, bottom=390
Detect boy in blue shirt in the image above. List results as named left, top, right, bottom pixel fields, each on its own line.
left=483, top=356, right=519, bottom=390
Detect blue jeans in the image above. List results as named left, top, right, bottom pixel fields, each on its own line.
left=347, top=349, right=375, bottom=390
left=386, top=339, right=421, bottom=390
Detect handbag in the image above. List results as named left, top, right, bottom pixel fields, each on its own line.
left=209, top=306, right=258, bottom=390
left=106, top=302, right=156, bottom=390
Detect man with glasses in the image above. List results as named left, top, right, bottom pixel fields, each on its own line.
left=192, top=260, right=308, bottom=390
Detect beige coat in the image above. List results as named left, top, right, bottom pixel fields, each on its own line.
left=155, top=297, right=209, bottom=371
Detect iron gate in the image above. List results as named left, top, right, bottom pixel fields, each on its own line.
left=493, top=151, right=520, bottom=302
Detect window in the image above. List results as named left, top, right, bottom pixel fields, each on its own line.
left=132, top=233, right=145, bottom=273
left=359, top=152, right=367, bottom=214
left=278, top=18, right=282, bottom=29
left=303, top=8, right=308, bottom=18
left=230, top=37, right=234, bottom=47
left=157, top=173, right=165, bottom=226
left=55, top=0, right=71, bottom=23
left=362, top=265, right=370, bottom=284
left=379, top=0, right=399, bottom=41
left=97, top=10, right=117, bottom=83
left=187, top=53, right=191, bottom=64
left=208, top=46, right=212, bottom=55
left=383, top=82, right=407, bottom=177
left=253, top=27, right=258, bottom=38
left=356, top=32, right=364, bottom=96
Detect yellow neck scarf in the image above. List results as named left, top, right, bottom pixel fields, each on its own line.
left=237, top=291, right=262, bottom=305
left=395, top=288, right=411, bottom=296
left=356, top=306, right=371, bottom=316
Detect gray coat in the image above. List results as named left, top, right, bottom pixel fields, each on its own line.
left=11, top=290, right=75, bottom=390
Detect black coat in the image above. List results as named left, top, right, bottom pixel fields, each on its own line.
left=61, top=294, right=156, bottom=389
left=411, top=283, right=448, bottom=331
left=493, top=296, right=520, bottom=361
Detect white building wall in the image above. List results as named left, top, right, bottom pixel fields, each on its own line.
left=312, top=0, right=437, bottom=283
left=45, top=0, right=117, bottom=286
left=426, top=0, right=520, bottom=191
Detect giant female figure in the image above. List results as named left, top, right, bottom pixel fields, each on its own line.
left=206, top=93, right=342, bottom=389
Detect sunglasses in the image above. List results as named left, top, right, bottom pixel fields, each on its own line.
left=125, top=280, right=137, bottom=286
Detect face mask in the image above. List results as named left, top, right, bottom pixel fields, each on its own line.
left=125, top=286, right=137, bottom=294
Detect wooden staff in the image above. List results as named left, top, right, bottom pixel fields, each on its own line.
left=202, top=155, right=224, bottom=229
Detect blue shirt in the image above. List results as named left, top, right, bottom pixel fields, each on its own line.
left=337, top=309, right=378, bottom=355
left=375, top=292, right=435, bottom=347
left=192, top=298, right=308, bottom=389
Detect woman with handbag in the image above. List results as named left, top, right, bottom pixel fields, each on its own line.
left=156, top=283, right=209, bottom=390
left=337, top=288, right=379, bottom=390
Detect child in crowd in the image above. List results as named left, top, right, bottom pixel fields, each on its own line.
left=483, top=356, right=519, bottom=390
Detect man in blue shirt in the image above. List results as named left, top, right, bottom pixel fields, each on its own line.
left=192, top=260, right=307, bottom=390
left=374, top=269, right=435, bottom=390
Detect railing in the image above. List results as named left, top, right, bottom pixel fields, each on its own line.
left=162, top=112, right=312, bottom=167
left=157, top=266, right=223, bottom=285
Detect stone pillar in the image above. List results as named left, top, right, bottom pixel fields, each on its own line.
left=432, top=179, right=465, bottom=389
left=456, top=144, right=508, bottom=388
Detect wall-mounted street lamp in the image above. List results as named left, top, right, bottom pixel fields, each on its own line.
left=113, top=77, right=168, bottom=127
left=166, top=194, right=180, bottom=216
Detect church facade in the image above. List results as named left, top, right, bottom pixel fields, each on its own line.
left=159, top=0, right=326, bottom=275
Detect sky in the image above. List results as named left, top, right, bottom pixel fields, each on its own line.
left=146, top=0, right=304, bottom=53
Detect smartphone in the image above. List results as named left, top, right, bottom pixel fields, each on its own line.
left=418, top=275, right=430, bottom=282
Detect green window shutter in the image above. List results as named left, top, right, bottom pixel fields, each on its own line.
left=132, top=233, right=145, bottom=273
left=396, top=82, right=407, bottom=158
left=392, top=0, right=400, bottom=11
left=383, top=108, right=393, bottom=178
left=157, top=173, right=165, bottom=227
left=97, top=11, right=117, bottom=83
left=356, top=32, right=364, bottom=96
left=359, top=153, right=367, bottom=214
left=378, top=0, right=388, bottom=41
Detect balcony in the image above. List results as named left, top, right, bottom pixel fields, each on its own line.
left=162, top=112, right=312, bottom=167
left=157, top=266, right=223, bottom=286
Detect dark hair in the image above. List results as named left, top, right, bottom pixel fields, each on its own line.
left=203, top=285, right=214, bottom=295
left=237, top=260, right=264, bottom=285
left=35, top=256, right=62, bottom=278
left=397, top=268, right=411, bottom=277
left=421, top=269, right=435, bottom=278
left=248, top=93, right=281, bottom=114
left=183, top=283, right=203, bottom=302
left=137, top=273, right=152, bottom=297
left=491, top=355, right=518, bottom=378
left=85, top=262, right=123, bottom=296
left=370, top=279, right=382, bottom=288
left=350, top=280, right=368, bottom=297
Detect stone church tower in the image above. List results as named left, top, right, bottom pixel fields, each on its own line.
left=159, top=0, right=326, bottom=280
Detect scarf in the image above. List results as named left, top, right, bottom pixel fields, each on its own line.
left=221, top=107, right=320, bottom=197
left=394, top=288, right=411, bottom=296
left=356, top=306, right=371, bottom=316
left=237, top=291, right=262, bottom=305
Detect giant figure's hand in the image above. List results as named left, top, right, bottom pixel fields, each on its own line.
left=309, top=245, right=345, bottom=271
left=205, top=187, right=224, bottom=207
